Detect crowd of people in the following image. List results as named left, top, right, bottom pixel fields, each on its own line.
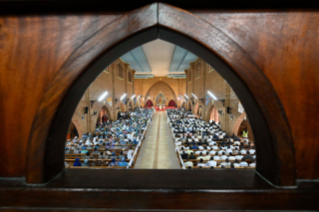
left=65, top=108, right=154, bottom=168
left=167, top=108, right=256, bottom=169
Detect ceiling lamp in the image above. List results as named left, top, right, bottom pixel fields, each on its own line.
left=98, top=91, right=108, bottom=102
left=207, top=91, right=218, bottom=101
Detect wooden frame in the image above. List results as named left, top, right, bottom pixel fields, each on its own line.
left=25, top=3, right=295, bottom=188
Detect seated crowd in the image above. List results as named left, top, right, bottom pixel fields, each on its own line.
left=167, top=109, right=256, bottom=169
left=65, top=108, right=153, bottom=168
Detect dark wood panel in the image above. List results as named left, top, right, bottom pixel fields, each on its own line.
left=0, top=171, right=318, bottom=210
left=0, top=0, right=318, bottom=14
left=158, top=3, right=295, bottom=186
left=0, top=14, right=120, bottom=177
left=194, top=11, right=319, bottom=179
left=26, top=3, right=158, bottom=183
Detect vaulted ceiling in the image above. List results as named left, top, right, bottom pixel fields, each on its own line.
left=120, top=39, right=197, bottom=79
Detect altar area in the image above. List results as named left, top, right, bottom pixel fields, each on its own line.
left=155, top=104, right=166, bottom=111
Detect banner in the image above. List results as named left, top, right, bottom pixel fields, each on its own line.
left=238, top=101, right=244, bottom=113
left=107, top=97, right=112, bottom=107
left=205, top=95, right=211, bottom=105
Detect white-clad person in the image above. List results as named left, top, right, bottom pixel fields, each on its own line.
left=205, top=157, right=217, bottom=167
left=127, top=146, right=134, bottom=160
left=239, top=158, right=248, bottom=167
left=235, top=153, right=243, bottom=160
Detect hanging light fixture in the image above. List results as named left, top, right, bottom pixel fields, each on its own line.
left=98, top=91, right=108, bottom=102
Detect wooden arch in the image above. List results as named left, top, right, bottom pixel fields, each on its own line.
left=26, top=3, right=295, bottom=186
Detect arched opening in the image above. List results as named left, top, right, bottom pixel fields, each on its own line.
left=155, top=93, right=166, bottom=106
left=127, top=100, right=134, bottom=111
left=210, top=107, right=220, bottom=123
left=145, top=99, right=154, bottom=108
left=26, top=3, right=295, bottom=186
left=67, top=121, right=79, bottom=140
left=96, top=105, right=112, bottom=126
left=168, top=100, right=176, bottom=107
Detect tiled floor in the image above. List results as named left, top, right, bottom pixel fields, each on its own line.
left=134, top=111, right=180, bottom=169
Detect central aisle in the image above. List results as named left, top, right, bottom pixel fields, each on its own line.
left=134, top=111, right=180, bottom=169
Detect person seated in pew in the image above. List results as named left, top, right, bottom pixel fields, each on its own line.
left=226, top=146, right=233, bottom=154
left=81, top=146, right=88, bottom=154
left=189, top=152, right=197, bottom=160
left=184, top=159, right=194, bottom=167
left=205, top=157, right=217, bottom=167
left=230, top=164, right=235, bottom=169
left=209, top=140, right=217, bottom=146
left=249, top=147, right=256, bottom=154
left=110, top=152, right=118, bottom=160
left=99, top=152, right=106, bottom=159
left=202, top=149, right=208, bottom=155
left=203, top=153, right=211, bottom=160
left=228, top=152, right=236, bottom=160
left=65, top=147, right=71, bottom=154
left=73, top=146, right=80, bottom=154
left=81, top=159, right=90, bottom=167
left=220, top=158, right=231, bottom=167
left=209, top=149, right=216, bottom=155
left=181, top=151, right=188, bottom=160
left=118, top=157, right=128, bottom=167
left=109, top=158, right=119, bottom=167
left=197, top=152, right=205, bottom=160
left=233, top=140, right=241, bottom=146
left=91, top=159, right=101, bottom=166
left=197, top=158, right=206, bottom=167
left=243, top=151, right=254, bottom=160
left=213, top=152, right=220, bottom=160
left=218, top=148, right=225, bottom=155
left=212, top=143, right=219, bottom=150
left=239, top=158, right=248, bottom=167
left=118, top=151, right=126, bottom=160
left=198, top=145, right=204, bottom=150
left=195, top=150, right=202, bottom=155
left=235, top=152, right=243, bottom=160
left=220, top=140, right=227, bottom=146
left=249, top=159, right=256, bottom=167
left=221, top=144, right=228, bottom=150
left=73, top=158, right=81, bottom=166
left=240, top=147, right=247, bottom=154
left=191, top=143, right=198, bottom=150
left=220, top=152, right=228, bottom=160
left=92, top=147, right=100, bottom=154
left=83, top=152, right=93, bottom=159
left=233, top=159, right=240, bottom=168
left=233, top=147, right=240, bottom=154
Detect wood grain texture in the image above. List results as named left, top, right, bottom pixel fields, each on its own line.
left=158, top=3, right=295, bottom=186
left=0, top=170, right=318, bottom=210
left=0, top=14, right=120, bottom=177
left=0, top=0, right=318, bottom=14
left=193, top=11, right=319, bottom=179
left=25, top=4, right=158, bottom=183
left=0, top=0, right=317, bottom=188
